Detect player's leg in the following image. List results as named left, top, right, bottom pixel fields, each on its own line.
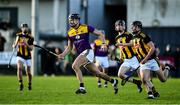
left=156, top=58, right=176, bottom=71
left=125, top=71, right=142, bottom=93
left=95, top=60, right=103, bottom=88
left=72, top=54, right=87, bottom=94
left=140, top=69, right=154, bottom=99
left=103, top=68, right=108, bottom=87
left=101, top=56, right=109, bottom=88
left=25, top=59, right=32, bottom=90
left=155, top=58, right=176, bottom=82
left=120, top=56, right=141, bottom=85
left=118, top=65, right=130, bottom=80
left=147, top=59, right=161, bottom=97
left=118, top=65, right=142, bottom=92
left=84, top=63, right=118, bottom=94
left=97, top=66, right=103, bottom=88
left=156, top=63, right=176, bottom=82
left=118, top=56, right=142, bottom=92
left=16, top=57, right=24, bottom=91
left=140, top=59, right=162, bottom=99
left=155, top=69, right=168, bottom=82
left=77, top=49, right=118, bottom=94
left=26, top=66, right=32, bottom=90
left=84, top=51, right=118, bottom=87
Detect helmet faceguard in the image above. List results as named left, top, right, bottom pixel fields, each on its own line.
left=132, top=21, right=142, bottom=29
left=20, top=23, right=28, bottom=33
left=132, top=21, right=142, bottom=34
left=68, top=14, right=80, bottom=27
left=115, top=20, right=126, bottom=32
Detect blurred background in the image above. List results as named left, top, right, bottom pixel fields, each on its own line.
left=0, top=0, right=179, bottom=77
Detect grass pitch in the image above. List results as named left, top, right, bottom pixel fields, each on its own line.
left=0, top=75, right=180, bottom=104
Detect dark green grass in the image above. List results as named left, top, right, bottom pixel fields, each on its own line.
left=0, top=75, right=180, bottom=104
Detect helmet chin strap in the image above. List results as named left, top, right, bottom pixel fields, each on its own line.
left=116, top=29, right=124, bottom=34
left=132, top=30, right=140, bottom=35
left=118, top=30, right=124, bottom=33
left=70, top=24, right=76, bottom=27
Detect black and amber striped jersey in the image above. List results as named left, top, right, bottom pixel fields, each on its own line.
left=132, top=32, right=156, bottom=61
left=115, top=32, right=136, bottom=59
left=16, top=32, right=34, bottom=59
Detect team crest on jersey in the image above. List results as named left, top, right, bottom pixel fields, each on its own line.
left=75, top=35, right=80, bottom=39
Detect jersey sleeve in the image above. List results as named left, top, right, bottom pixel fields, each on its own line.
left=88, top=25, right=95, bottom=33
left=28, top=37, right=34, bottom=45
left=143, top=34, right=151, bottom=44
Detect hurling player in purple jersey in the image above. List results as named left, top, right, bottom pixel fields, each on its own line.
left=58, top=13, right=118, bottom=94
left=91, top=30, right=110, bottom=88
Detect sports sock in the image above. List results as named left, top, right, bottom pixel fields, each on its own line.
left=19, top=80, right=23, bottom=85
left=80, top=83, right=84, bottom=89
left=104, top=81, right=108, bottom=84
left=152, top=86, right=157, bottom=93
left=28, top=83, right=31, bottom=86
left=132, top=79, right=139, bottom=84
left=110, top=79, right=114, bottom=84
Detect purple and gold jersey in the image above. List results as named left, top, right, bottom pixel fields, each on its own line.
left=68, top=24, right=95, bottom=54
left=93, top=39, right=109, bottom=57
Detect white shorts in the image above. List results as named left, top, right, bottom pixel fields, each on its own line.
left=80, top=49, right=94, bottom=62
left=16, top=56, right=31, bottom=67
left=95, top=56, right=109, bottom=68
left=120, top=56, right=140, bottom=70
left=140, top=59, right=160, bottom=71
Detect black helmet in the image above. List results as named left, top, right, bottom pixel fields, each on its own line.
left=115, top=20, right=126, bottom=26
left=132, top=21, right=142, bottom=29
left=20, top=23, right=28, bottom=28
left=68, top=13, right=80, bottom=20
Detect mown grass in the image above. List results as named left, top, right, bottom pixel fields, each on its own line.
left=0, top=75, right=180, bottom=104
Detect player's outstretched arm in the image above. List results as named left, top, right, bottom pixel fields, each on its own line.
left=12, top=36, right=19, bottom=48
left=93, top=29, right=106, bottom=44
left=58, top=39, right=73, bottom=59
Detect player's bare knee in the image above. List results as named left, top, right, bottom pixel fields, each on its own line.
left=158, top=75, right=167, bottom=82
left=118, top=73, right=125, bottom=79
left=118, top=73, right=121, bottom=78
left=118, top=73, right=124, bottom=79
left=72, top=65, right=81, bottom=73
left=72, top=63, right=78, bottom=71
